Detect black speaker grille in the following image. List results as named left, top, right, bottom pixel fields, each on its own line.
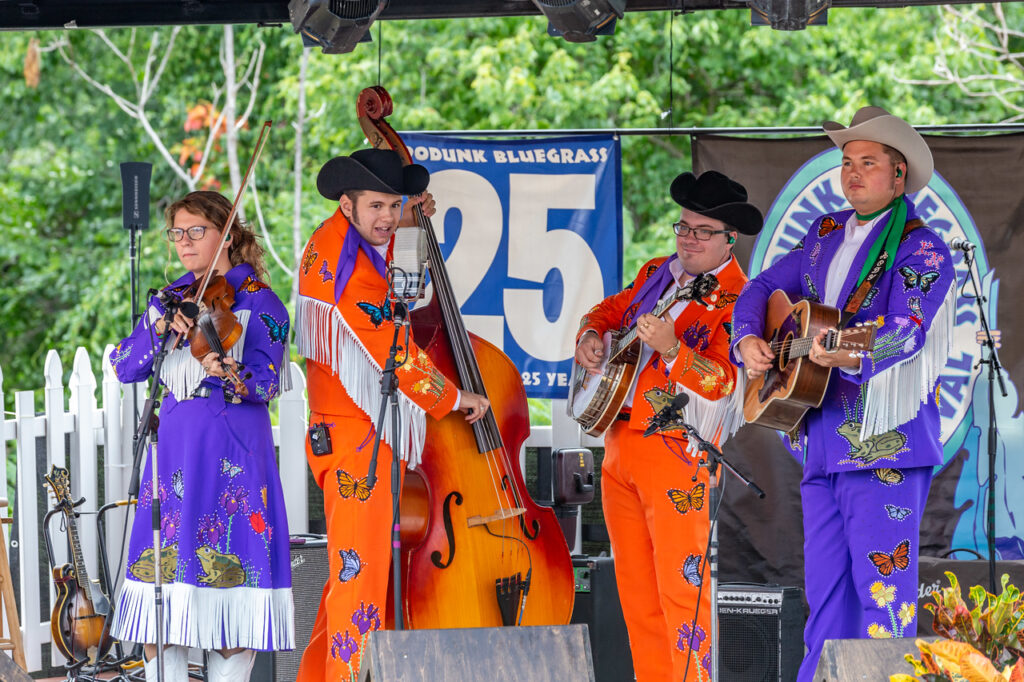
left=328, top=0, right=381, bottom=19
left=718, top=585, right=804, bottom=682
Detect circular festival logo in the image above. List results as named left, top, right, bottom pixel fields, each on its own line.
left=748, top=147, right=992, bottom=453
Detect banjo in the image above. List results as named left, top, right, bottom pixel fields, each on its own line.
left=567, top=273, right=719, bottom=437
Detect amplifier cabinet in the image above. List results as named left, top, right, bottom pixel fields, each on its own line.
left=718, top=583, right=804, bottom=682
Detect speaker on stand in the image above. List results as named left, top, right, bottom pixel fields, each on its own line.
left=252, top=537, right=329, bottom=682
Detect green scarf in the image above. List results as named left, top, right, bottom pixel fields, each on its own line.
left=855, top=195, right=906, bottom=290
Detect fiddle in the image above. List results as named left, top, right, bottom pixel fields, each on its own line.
left=183, top=274, right=249, bottom=396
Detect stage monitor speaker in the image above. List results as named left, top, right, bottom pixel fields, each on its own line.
left=570, top=555, right=633, bottom=682
left=718, top=583, right=804, bottom=682
left=252, top=537, right=328, bottom=682
left=358, top=625, right=594, bottom=681
left=813, top=636, right=936, bottom=680
left=918, top=555, right=1024, bottom=635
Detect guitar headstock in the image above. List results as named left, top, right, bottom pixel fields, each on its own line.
left=44, top=465, right=72, bottom=509
left=824, top=317, right=881, bottom=357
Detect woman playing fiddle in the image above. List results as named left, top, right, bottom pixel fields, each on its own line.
left=108, top=190, right=293, bottom=681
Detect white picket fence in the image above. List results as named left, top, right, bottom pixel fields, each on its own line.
left=0, top=345, right=600, bottom=672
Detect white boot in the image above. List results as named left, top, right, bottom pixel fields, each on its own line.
left=143, top=645, right=189, bottom=682
left=206, top=649, right=256, bottom=682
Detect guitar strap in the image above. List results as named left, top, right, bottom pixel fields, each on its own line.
left=838, top=218, right=924, bottom=328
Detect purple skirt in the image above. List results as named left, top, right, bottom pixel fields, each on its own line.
left=110, top=391, right=294, bottom=651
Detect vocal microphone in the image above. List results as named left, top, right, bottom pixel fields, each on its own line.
left=643, top=392, right=690, bottom=437
left=949, top=237, right=976, bottom=253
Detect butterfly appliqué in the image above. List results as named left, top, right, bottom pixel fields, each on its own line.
left=898, top=266, right=940, bottom=294
left=817, top=216, right=842, bottom=238
left=239, top=275, right=269, bottom=294
left=714, top=292, right=738, bottom=309
left=679, top=553, right=703, bottom=586
left=885, top=504, right=912, bottom=521
left=302, top=249, right=318, bottom=275
left=867, top=539, right=911, bottom=576
left=356, top=299, right=393, bottom=328
left=220, top=458, right=243, bottom=478
left=259, top=313, right=289, bottom=344
left=172, top=469, right=184, bottom=499
left=337, top=469, right=372, bottom=502
left=667, top=483, right=705, bottom=514
left=338, top=548, right=363, bottom=583
left=874, top=468, right=905, bottom=486
left=319, top=260, right=334, bottom=283
left=804, top=274, right=820, bottom=302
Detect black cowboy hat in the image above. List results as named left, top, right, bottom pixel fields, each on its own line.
left=317, top=148, right=430, bottom=201
left=670, top=171, right=763, bottom=235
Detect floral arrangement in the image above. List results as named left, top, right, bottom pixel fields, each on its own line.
left=889, top=572, right=1024, bottom=681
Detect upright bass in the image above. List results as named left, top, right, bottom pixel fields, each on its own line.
left=357, top=87, right=575, bottom=628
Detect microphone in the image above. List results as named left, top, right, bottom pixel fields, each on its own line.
left=390, top=225, right=428, bottom=302
left=643, top=392, right=690, bottom=437
left=949, top=237, right=976, bottom=253
left=392, top=299, right=409, bottom=327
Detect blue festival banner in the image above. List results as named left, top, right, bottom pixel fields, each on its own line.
left=401, top=133, right=623, bottom=399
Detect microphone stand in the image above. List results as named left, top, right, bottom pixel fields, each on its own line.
left=961, top=247, right=1007, bottom=594
left=676, top=420, right=764, bottom=682
left=127, top=300, right=183, bottom=682
left=366, top=293, right=409, bottom=631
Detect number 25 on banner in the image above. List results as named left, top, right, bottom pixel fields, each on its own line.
left=426, top=169, right=606, bottom=363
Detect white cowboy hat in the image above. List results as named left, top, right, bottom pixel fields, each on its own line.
left=823, top=106, right=934, bottom=194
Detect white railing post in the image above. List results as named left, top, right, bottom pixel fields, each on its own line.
left=42, top=351, right=71, bottom=668
left=278, top=362, right=309, bottom=536
left=101, top=345, right=130, bottom=572
left=69, top=348, right=100, bottom=584
left=14, top=390, right=44, bottom=672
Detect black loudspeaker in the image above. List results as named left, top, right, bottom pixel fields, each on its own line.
left=570, top=556, right=634, bottom=682
left=358, top=625, right=594, bottom=681
left=718, top=583, right=805, bottom=682
left=252, top=537, right=329, bottom=682
left=813, top=636, right=935, bottom=680
left=917, top=556, right=1024, bottom=635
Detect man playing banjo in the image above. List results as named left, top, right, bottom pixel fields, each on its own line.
left=572, top=170, right=762, bottom=681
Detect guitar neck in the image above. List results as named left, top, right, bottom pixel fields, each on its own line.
left=64, top=509, right=93, bottom=602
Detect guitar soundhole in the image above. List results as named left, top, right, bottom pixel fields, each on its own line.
left=779, top=332, right=794, bottom=370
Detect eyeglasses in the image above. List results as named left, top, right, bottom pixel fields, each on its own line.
left=672, top=222, right=730, bottom=241
left=166, top=226, right=209, bottom=242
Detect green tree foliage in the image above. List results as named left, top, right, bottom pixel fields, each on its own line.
left=0, top=8, right=1011, bottom=394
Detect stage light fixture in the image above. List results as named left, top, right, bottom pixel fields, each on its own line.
left=749, top=0, right=829, bottom=29
left=288, top=0, right=387, bottom=54
left=531, top=0, right=627, bottom=43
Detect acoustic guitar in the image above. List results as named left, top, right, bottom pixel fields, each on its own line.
left=44, top=465, right=114, bottom=666
left=743, top=289, right=879, bottom=432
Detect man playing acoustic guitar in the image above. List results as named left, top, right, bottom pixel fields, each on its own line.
left=732, top=107, right=955, bottom=680
left=574, top=170, right=761, bottom=681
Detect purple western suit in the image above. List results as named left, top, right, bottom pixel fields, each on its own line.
left=730, top=196, right=955, bottom=680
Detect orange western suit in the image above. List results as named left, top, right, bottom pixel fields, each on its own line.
left=294, top=211, right=458, bottom=682
left=577, top=254, right=746, bottom=681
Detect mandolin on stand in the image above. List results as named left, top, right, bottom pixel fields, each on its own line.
left=44, top=465, right=114, bottom=667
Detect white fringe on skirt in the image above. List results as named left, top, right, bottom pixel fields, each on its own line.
left=111, top=578, right=294, bottom=651
left=295, top=295, right=427, bottom=467
left=860, top=282, right=956, bottom=440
